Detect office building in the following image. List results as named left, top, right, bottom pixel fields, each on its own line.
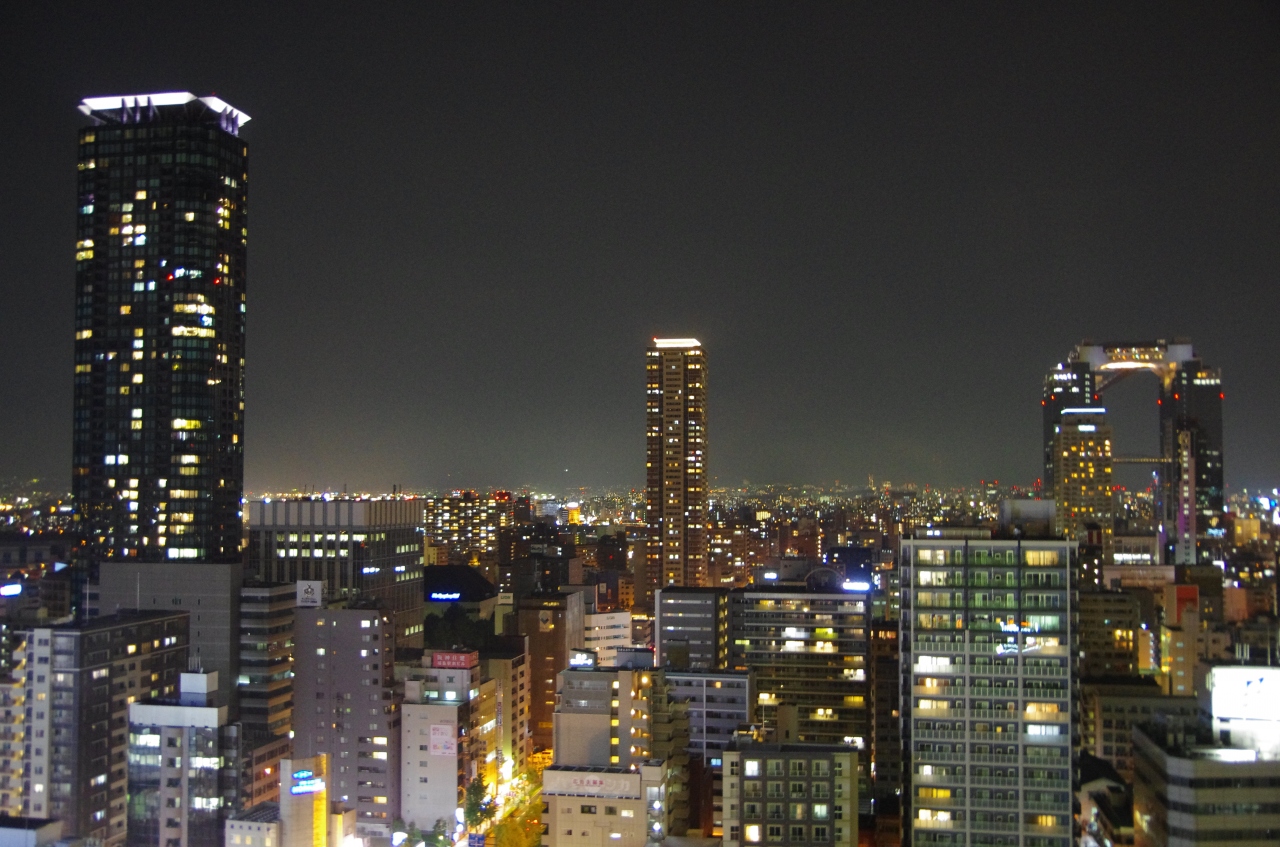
left=91, top=560, right=242, bottom=710
left=900, top=533, right=1075, bottom=847
left=655, top=586, right=729, bottom=670
left=0, top=818, right=63, bottom=847
left=20, top=611, right=189, bottom=847
left=1132, top=718, right=1280, bottom=846
left=237, top=581, right=295, bottom=737
left=728, top=585, right=872, bottom=812
left=540, top=762, right=671, bottom=847
left=224, top=756, right=358, bottom=847
left=247, top=498, right=425, bottom=649
left=1078, top=590, right=1141, bottom=677
left=400, top=650, right=499, bottom=834
left=644, top=338, right=708, bottom=608
left=1079, top=678, right=1198, bottom=784
left=126, top=670, right=227, bottom=847
left=73, top=93, right=249, bottom=564
left=509, top=591, right=584, bottom=752
left=292, top=604, right=401, bottom=838
left=720, top=742, right=858, bottom=847
left=1050, top=409, right=1113, bottom=549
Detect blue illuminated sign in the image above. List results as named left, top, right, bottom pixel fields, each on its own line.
left=430, top=592, right=461, bottom=601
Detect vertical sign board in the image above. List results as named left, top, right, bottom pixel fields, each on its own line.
left=468, top=835, right=487, bottom=847
left=429, top=724, right=457, bottom=756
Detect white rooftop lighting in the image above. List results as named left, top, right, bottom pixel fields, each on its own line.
left=79, top=92, right=251, bottom=125
left=652, top=337, right=701, bottom=348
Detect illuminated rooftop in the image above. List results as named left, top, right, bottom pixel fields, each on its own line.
left=652, top=337, right=701, bottom=348
left=79, top=92, right=250, bottom=133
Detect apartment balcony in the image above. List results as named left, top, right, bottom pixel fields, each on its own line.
left=913, top=750, right=965, bottom=762
left=913, top=686, right=964, bottom=698
left=913, top=730, right=965, bottom=740
left=968, top=776, right=1018, bottom=787
left=969, top=709, right=1018, bottom=720
left=970, top=798, right=1020, bottom=810
left=1023, top=801, right=1069, bottom=813
left=1021, top=666, right=1067, bottom=677
left=969, top=754, right=1020, bottom=764
left=912, top=819, right=959, bottom=830
left=969, top=821, right=1019, bottom=833
left=1026, top=824, right=1070, bottom=837
left=1023, top=778, right=1069, bottom=790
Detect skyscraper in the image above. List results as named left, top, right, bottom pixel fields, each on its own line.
left=644, top=337, right=707, bottom=608
left=73, top=93, right=250, bottom=564
left=900, top=531, right=1075, bottom=847
left=1050, top=408, right=1113, bottom=547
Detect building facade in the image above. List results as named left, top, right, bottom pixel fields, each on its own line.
left=644, top=338, right=708, bottom=608
left=510, top=592, right=584, bottom=753
left=655, top=586, right=729, bottom=670
left=73, top=93, right=249, bottom=564
left=900, top=534, right=1075, bottom=847
left=247, top=498, right=425, bottom=649
left=292, top=605, right=401, bottom=838
left=540, top=763, right=670, bottom=847
left=720, top=742, right=858, bottom=847
left=1050, top=409, right=1113, bottom=549
left=237, top=581, right=295, bottom=738
left=126, top=670, right=227, bottom=847
left=21, top=611, right=190, bottom=847
left=728, top=586, right=872, bottom=812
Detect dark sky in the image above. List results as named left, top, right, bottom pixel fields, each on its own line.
left=3, top=4, right=1278, bottom=495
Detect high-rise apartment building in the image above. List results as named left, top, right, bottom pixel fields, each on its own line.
left=1050, top=409, right=1113, bottom=548
left=292, top=604, right=402, bottom=838
left=727, top=585, right=872, bottom=812
left=900, top=533, right=1075, bottom=847
left=644, top=338, right=708, bottom=608
left=247, top=498, right=425, bottom=649
left=20, top=611, right=190, bottom=847
left=73, top=93, right=249, bottom=564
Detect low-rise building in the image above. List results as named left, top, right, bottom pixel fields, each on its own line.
left=540, top=763, right=670, bottom=847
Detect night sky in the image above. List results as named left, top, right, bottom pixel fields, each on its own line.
left=3, top=4, right=1278, bottom=494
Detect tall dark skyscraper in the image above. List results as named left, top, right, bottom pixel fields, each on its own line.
left=73, top=93, right=249, bottom=564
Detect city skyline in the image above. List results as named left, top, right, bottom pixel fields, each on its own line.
left=2, top=5, right=1279, bottom=494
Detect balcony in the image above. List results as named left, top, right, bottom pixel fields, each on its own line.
left=913, top=730, right=965, bottom=740
left=968, top=776, right=1018, bottom=787
left=969, top=754, right=1019, bottom=764
left=913, top=750, right=965, bottom=762
left=912, top=819, right=958, bottom=830
left=1021, top=666, right=1067, bottom=677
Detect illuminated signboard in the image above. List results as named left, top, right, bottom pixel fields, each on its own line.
left=289, top=767, right=325, bottom=793
left=568, top=650, right=597, bottom=668
left=430, top=592, right=461, bottom=601
left=432, top=651, right=479, bottom=670
left=0, top=585, right=22, bottom=597
left=841, top=580, right=871, bottom=591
